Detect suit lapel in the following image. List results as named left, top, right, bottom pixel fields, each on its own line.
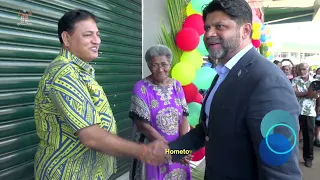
left=199, top=74, right=219, bottom=132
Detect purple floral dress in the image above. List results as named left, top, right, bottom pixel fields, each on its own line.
left=129, top=78, right=191, bottom=180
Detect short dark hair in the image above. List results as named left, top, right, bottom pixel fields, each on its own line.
left=58, top=9, right=97, bottom=44
left=273, top=60, right=281, bottom=65
left=202, top=0, right=252, bottom=26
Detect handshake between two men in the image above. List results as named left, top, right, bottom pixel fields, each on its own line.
left=139, top=139, right=193, bottom=166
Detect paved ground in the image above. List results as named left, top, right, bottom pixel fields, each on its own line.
left=299, top=143, right=320, bottom=180
left=196, top=144, right=320, bottom=180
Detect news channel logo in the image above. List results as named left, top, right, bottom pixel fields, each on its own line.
left=259, top=110, right=298, bottom=166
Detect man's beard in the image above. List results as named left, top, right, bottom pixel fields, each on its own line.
left=207, top=32, right=241, bottom=61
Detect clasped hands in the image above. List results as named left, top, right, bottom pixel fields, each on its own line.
left=141, top=139, right=193, bottom=166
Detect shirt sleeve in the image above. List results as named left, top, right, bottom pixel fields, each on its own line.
left=175, top=80, right=189, bottom=116
left=129, top=81, right=151, bottom=122
left=48, top=64, right=101, bottom=133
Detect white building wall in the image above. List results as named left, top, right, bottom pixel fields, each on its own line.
left=141, top=0, right=170, bottom=78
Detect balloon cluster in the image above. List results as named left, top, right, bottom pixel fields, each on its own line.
left=172, top=0, right=215, bottom=162
left=260, top=28, right=274, bottom=60
left=251, top=8, right=273, bottom=60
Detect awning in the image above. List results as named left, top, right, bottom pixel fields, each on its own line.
left=261, top=0, right=319, bottom=24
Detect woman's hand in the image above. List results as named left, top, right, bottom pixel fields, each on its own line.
left=180, top=154, right=193, bottom=165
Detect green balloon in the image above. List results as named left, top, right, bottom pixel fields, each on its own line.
left=191, top=0, right=213, bottom=13
left=193, top=67, right=217, bottom=90
left=196, top=35, right=209, bottom=56
left=263, top=44, right=269, bottom=52
left=187, top=102, right=202, bottom=127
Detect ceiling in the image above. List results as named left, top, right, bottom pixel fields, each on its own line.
left=252, top=0, right=320, bottom=24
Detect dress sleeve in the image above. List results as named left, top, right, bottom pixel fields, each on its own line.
left=48, top=64, right=100, bottom=134
left=129, top=81, right=151, bottom=122
left=175, top=80, right=189, bottom=116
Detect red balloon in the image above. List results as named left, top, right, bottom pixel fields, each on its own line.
left=192, top=147, right=205, bottom=161
left=195, top=93, right=203, bottom=104
left=176, top=28, right=200, bottom=51
left=182, top=14, right=205, bottom=35
left=252, top=39, right=261, bottom=48
left=182, top=83, right=198, bottom=103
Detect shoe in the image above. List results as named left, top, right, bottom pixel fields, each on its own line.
left=314, top=139, right=320, bottom=147
left=304, top=160, right=312, bottom=168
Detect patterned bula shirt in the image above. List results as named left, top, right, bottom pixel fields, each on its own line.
left=34, top=48, right=117, bottom=180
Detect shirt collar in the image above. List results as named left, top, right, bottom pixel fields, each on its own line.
left=297, top=75, right=314, bottom=82
left=225, top=43, right=253, bottom=70
left=59, top=48, right=95, bottom=77
left=214, top=44, right=253, bottom=76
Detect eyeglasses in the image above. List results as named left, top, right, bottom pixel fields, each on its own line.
left=151, top=63, right=170, bottom=70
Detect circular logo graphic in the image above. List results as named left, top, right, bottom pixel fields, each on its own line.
left=259, top=110, right=298, bottom=166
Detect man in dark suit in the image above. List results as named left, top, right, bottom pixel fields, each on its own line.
left=168, top=0, right=302, bottom=179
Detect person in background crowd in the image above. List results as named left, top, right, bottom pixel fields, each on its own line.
left=292, top=62, right=319, bottom=167
left=282, top=65, right=293, bottom=81
left=314, top=95, right=320, bottom=147
left=292, top=64, right=298, bottom=78
left=34, top=9, right=168, bottom=180
left=313, top=67, right=320, bottom=79
left=129, top=45, right=192, bottom=180
left=310, top=68, right=320, bottom=147
left=309, top=66, right=315, bottom=77
left=292, top=64, right=302, bottom=141
left=273, top=60, right=282, bottom=68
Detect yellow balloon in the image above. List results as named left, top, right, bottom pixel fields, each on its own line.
left=180, top=50, right=203, bottom=70
left=267, top=41, right=273, bottom=48
left=252, top=23, right=262, bottom=31
left=266, top=51, right=272, bottom=57
left=252, top=31, right=261, bottom=40
left=186, top=2, right=202, bottom=16
left=171, top=62, right=196, bottom=86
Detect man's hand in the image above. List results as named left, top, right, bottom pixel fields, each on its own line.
left=143, top=140, right=168, bottom=166
left=165, top=154, right=173, bottom=164
left=159, top=136, right=168, bottom=144
left=180, top=154, right=193, bottom=165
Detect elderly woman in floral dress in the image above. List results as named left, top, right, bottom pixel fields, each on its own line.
left=129, top=45, right=192, bottom=180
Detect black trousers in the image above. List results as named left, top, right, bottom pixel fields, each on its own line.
left=299, top=115, right=315, bottom=161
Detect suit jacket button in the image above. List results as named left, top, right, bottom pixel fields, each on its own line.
left=205, top=136, right=209, bottom=141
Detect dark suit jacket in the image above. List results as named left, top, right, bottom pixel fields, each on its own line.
left=169, top=48, right=302, bottom=180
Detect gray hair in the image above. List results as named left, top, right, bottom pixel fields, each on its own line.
left=145, top=45, right=172, bottom=69
left=299, top=62, right=309, bottom=68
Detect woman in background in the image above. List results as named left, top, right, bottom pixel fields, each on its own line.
left=282, top=65, right=293, bottom=81
left=129, top=45, right=192, bottom=180
left=313, top=67, right=320, bottom=147
left=292, top=65, right=298, bottom=78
